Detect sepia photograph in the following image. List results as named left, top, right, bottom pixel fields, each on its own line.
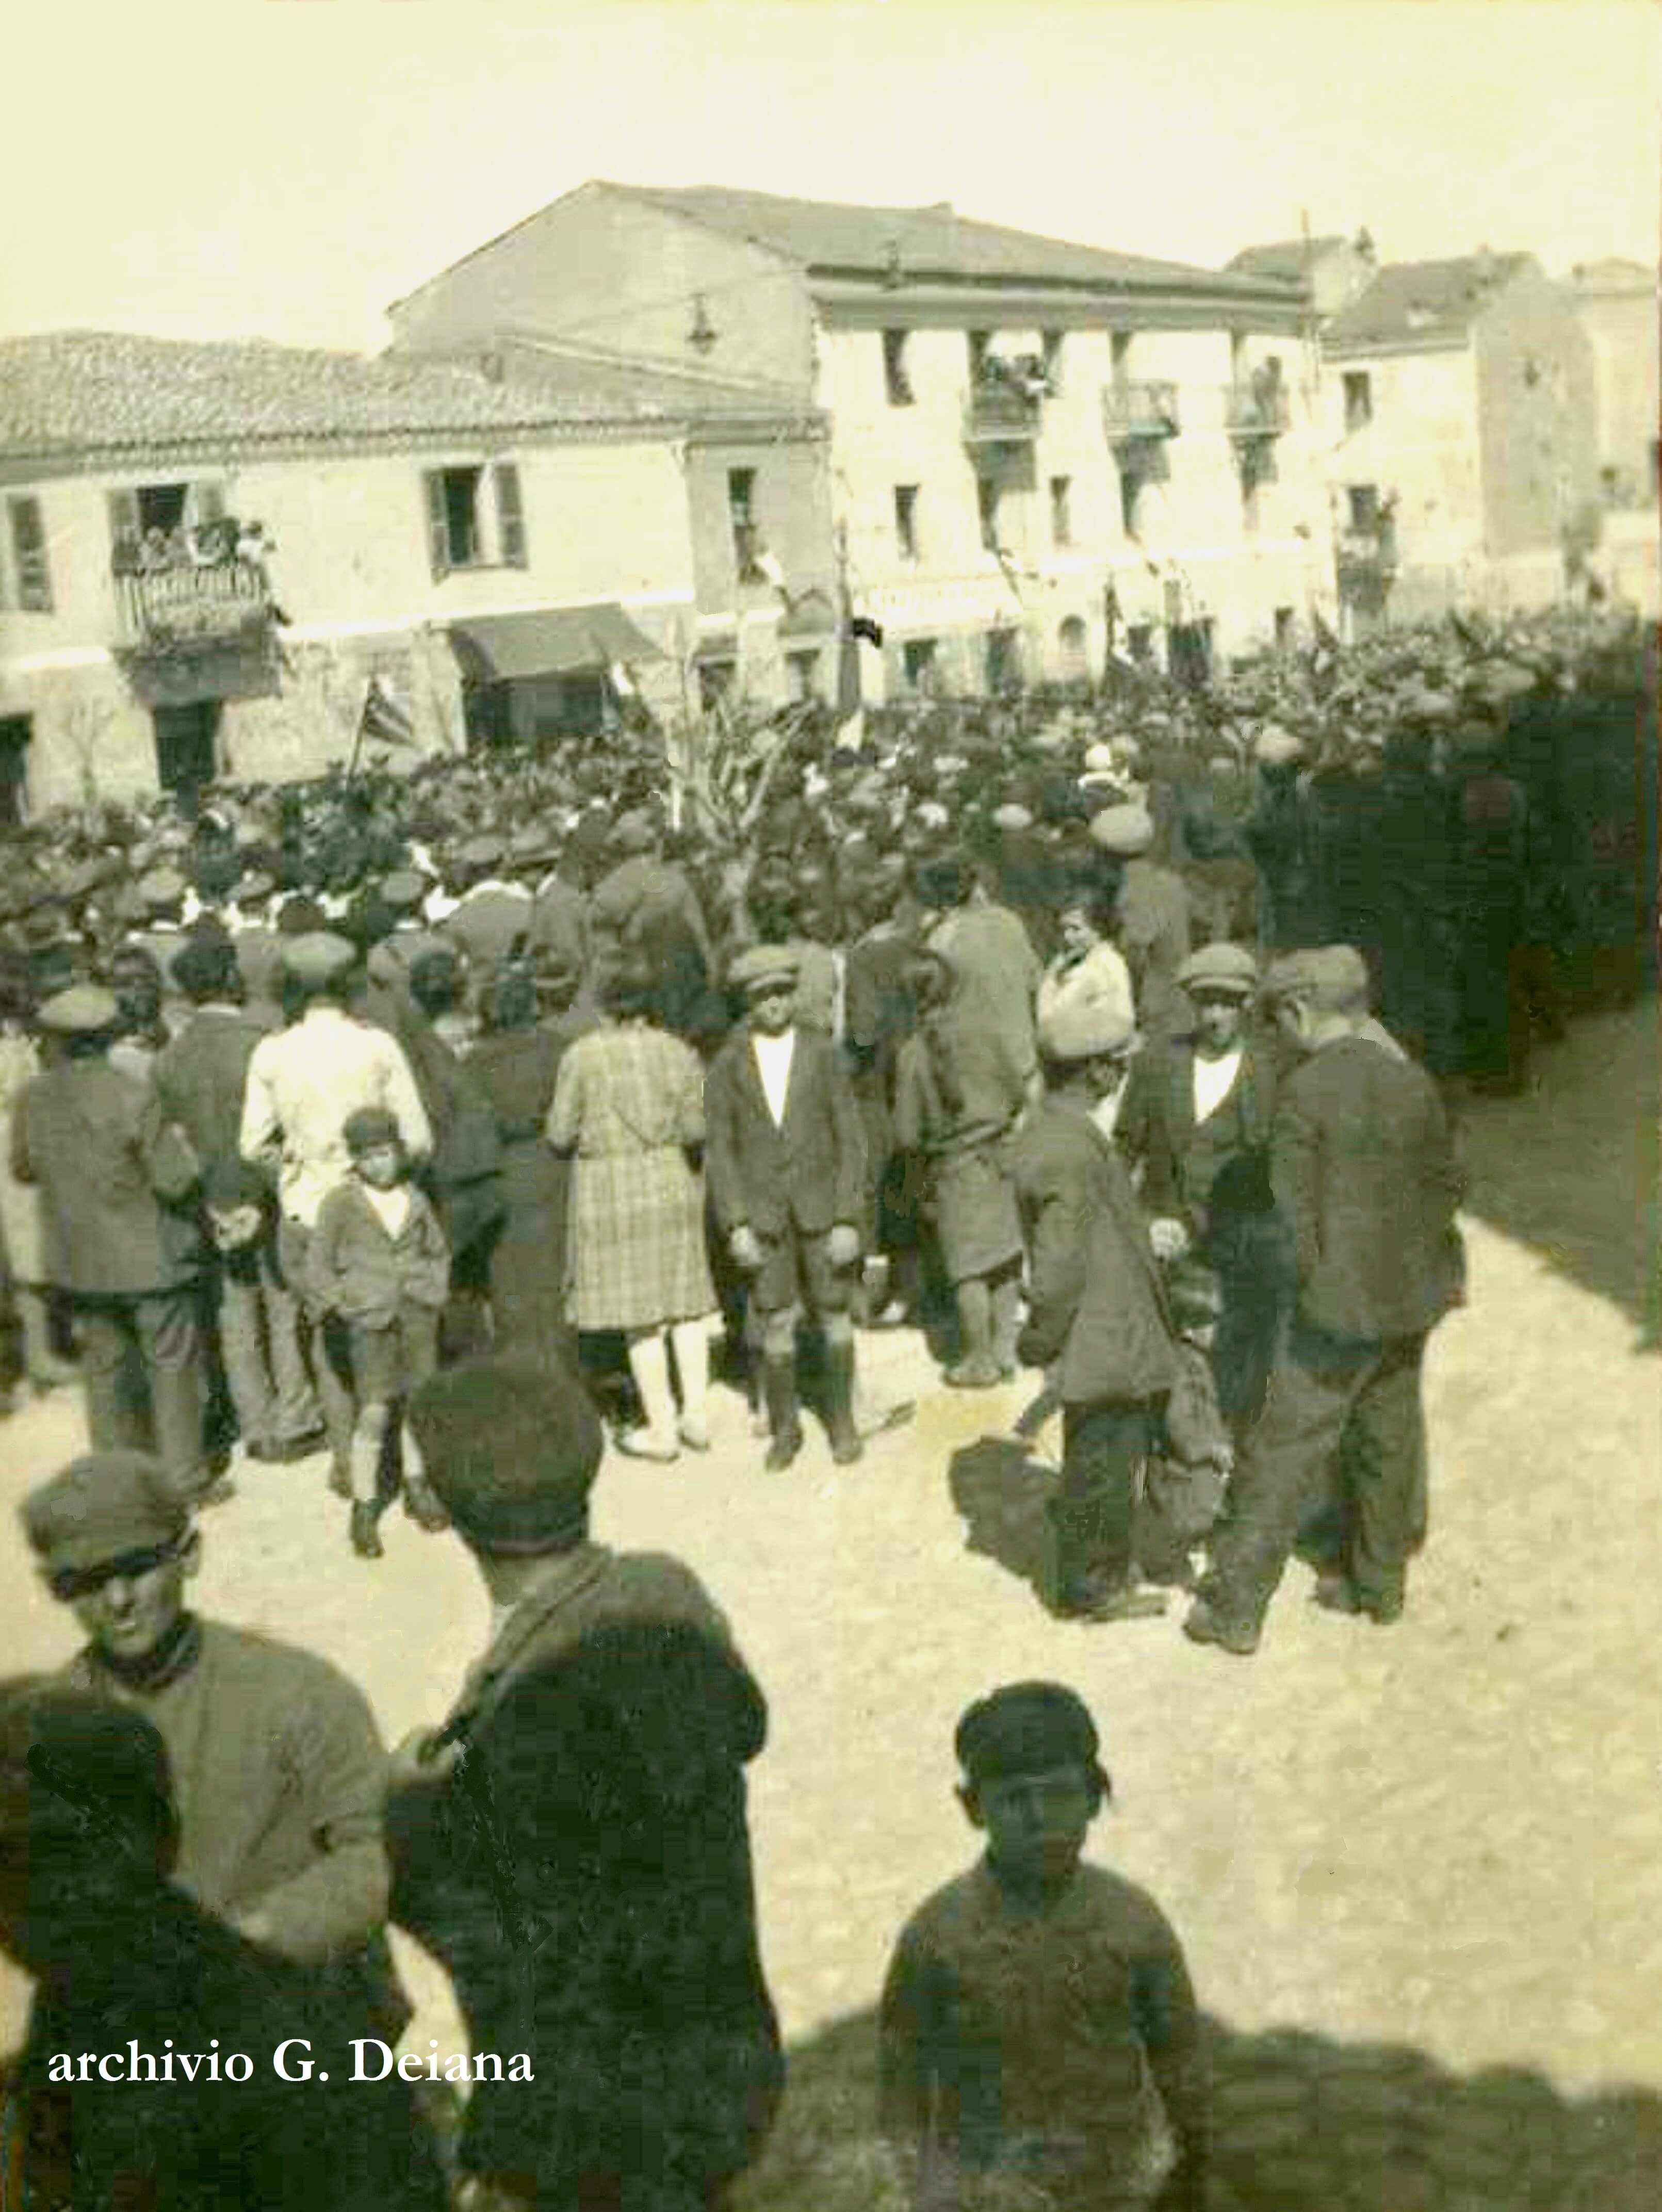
left=0, top=1, right=1656, bottom=2205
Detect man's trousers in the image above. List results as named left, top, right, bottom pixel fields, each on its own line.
left=73, top=1287, right=208, bottom=1500
left=1205, top=1318, right=1429, bottom=1630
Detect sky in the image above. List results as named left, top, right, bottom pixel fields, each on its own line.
left=4, top=0, right=1656, bottom=355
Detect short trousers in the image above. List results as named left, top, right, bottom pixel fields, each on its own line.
left=751, top=1223, right=858, bottom=1319
left=347, top=1305, right=441, bottom=1405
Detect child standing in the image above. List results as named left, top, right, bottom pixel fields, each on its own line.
left=879, top=1682, right=1210, bottom=2212
left=309, top=1107, right=449, bottom=1558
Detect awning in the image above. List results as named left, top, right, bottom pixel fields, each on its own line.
left=448, top=604, right=663, bottom=682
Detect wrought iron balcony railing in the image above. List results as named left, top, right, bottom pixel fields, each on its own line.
left=1101, top=380, right=1181, bottom=441
left=115, top=556, right=276, bottom=657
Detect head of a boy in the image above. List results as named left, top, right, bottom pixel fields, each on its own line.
left=955, top=1682, right=1110, bottom=1891
left=344, top=1105, right=405, bottom=1191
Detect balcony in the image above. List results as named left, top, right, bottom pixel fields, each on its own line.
left=963, top=369, right=1045, bottom=445
left=1336, top=526, right=1399, bottom=593
left=115, top=553, right=276, bottom=659
left=1225, top=380, right=1291, bottom=439
left=1101, top=379, right=1181, bottom=443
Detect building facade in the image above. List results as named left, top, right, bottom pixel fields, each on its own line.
left=1317, top=253, right=1599, bottom=631
left=389, top=182, right=1340, bottom=698
left=0, top=333, right=829, bottom=817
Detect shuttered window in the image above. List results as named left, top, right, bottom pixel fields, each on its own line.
left=494, top=464, right=527, bottom=567
left=8, top=498, right=52, bottom=612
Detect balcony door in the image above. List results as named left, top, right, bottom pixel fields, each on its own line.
left=152, top=701, right=221, bottom=809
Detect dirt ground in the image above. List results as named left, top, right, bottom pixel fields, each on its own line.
left=1, top=1002, right=1657, bottom=2207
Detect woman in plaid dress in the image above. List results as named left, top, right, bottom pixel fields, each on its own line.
left=546, top=968, right=717, bottom=1459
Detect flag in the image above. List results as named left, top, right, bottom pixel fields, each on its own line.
left=1311, top=608, right=1341, bottom=655
left=753, top=547, right=788, bottom=593
left=608, top=660, right=637, bottom=700
left=359, top=674, right=418, bottom=751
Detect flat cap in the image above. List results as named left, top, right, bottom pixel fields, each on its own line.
left=379, top=869, right=428, bottom=913
left=36, top=983, right=121, bottom=1036
left=1253, top=724, right=1303, bottom=767
left=612, top=810, right=657, bottom=854
left=1037, top=987, right=1137, bottom=1062
left=135, top=867, right=188, bottom=912
left=22, top=1452, right=190, bottom=1574
left=406, top=1354, right=603, bottom=1557
left=233, top=871, right=275, bottom=905
left=1083, top=742, right=1119, bottom=773
left=458, top=833, right=504, bottom=870
left=990, top=802, right=1034, bottom=833
left=730, top=944, right=800, bottom=997
left=955, top=1681, right=1107, bottom=1787
left=1177, top=942, right=1259, bottom=998
left=1087, top=803, right=1155, bottom=857
left=1263, top=944, right=1372, bottom=1013
left=280, top=931, right=357, bottom=987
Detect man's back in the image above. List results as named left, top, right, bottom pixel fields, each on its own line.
left=154, top=1005, right=274, bottom=1180
left=1274, top=1035, right=1463, bottom=1340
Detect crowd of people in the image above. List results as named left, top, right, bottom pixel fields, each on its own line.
left=0, top=603, right=1651, bottom=2207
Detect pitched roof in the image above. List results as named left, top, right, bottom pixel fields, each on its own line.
left=458, top=338, right=816, bottom=424
left=1227, top=236, right=1349, bottom=283
left=1323, top=254, right=1535, bottom=352
left=600, top=183, right=1292, bottom=300
left=0, top=331, right=680, bottom=462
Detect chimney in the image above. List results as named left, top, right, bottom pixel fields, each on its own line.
left=1473, top=244, right=1496, bottom=285
left=1354, top=225, right=1376, bottom=265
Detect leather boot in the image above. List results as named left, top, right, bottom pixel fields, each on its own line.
left=762, top=1356, right=803, bottom=1470
left=823, top=1340, right=863, bottom=1466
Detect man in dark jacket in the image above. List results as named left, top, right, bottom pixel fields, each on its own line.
left=705, top=946, right=868, bottom=1467
left=1008, top=994, right=1177, bottom=1623
left=387, top=1354, right=783, bottom=2212
left=1186, top=947, right=1464, bottom=1655
left=153, top=933, right=324, bottom=1462
left=12, top=984, right=215, bottom=1503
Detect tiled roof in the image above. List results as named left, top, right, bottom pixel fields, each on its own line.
left=0, top=331, right=677, bottom=461
left=1226, top=237, right=1349, bottom=283
left=465, top=339, right=816, bottom=422
left=601, top=183, right=1292, bottom=298
left=1323, top=254, right=1535, bottom=351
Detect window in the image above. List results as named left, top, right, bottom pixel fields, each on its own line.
left=697, top=658, right=737, bottom=711
left=727, top=467, right=763, bottom=580
left=1111, top=331, right=1134, bottom=378
left=882, top=329, right=914, bottom=406
left=984, top=625, right=1020, bottom=694
left=1057, top=614, right=1089, bottom=678
left=1127, top=623, right=1154, bottom=666
left=1343, top=371, right=1373, bottom=432
left=1041, top=331, right=1064, bottom=393
left=1049, top=475, right=1073, bottom=548
left=1347, top=483, right=1381, bottom=532
left=8, top=497, right=52, bottom=612
left=975, top=475, right=1002, bottom=553
left=893, top=484, right=920, bottom=561
left=902, top=638, right=938, bottom=693
left=423, top=464, right=527, bottom=576
left=1241, top=475, right=1261, bottom=537
left=0, top=716, right=30, bottom=831
left=108, top=481, right=230, bottom=568
left=1274, top=606, right=1296, bottom=649
left=1118, top=466, right=1143, bottom=538
left=967, top=331, right=990, bottom=384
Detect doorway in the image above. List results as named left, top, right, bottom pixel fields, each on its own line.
left=152, top=701, right=221, bottom=807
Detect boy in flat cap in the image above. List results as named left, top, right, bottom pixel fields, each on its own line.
left=12, top=983, right=215, bottom=1503
left=1187, top=947, right=1463, bottom=1655
left=706, top=945, right=868, bottom=1466
left=879, top=1681, right=1209, bottom=2210
left=1008, top=996, right=1177, bottom=1622
left=387, top=1352, right=783, bottom=2212
left=309, top=1107, right=449, bottom=1557
left=21, top=1451, right=405, bottom=2039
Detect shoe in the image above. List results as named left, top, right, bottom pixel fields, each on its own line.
left=677, top=1420, right=711, bottom=1454
left=615, top=1427, right=680, bottom=1463
left=195, top=1476, right=237, bottom=1508
left=829, top=1427, right=864, bottom=1467
left=401, top=1475, right=451, bottom=1532
left=1182, top=1597, right=1261, bottom=1655
left=764, top=1425, right=803, bottom=1471
left=328, top=1460, right=352, bottom=1501
left=1056, top=1580, right=1167, bottom=1623
left=1313, top=1574, right=1404, bottom=1624
left=944, top=1358, right=1003, bottom=1390
left=350, top=1502, right=384, bottom=1559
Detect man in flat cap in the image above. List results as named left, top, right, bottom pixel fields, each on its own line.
left=1117, top=942, right=1283, bottom=1429
left=706, top=945, right=868, bottom=1466
left=1088, top=805, right=1194, bottom=1040
left=386, top=1352, right=783, bottom=2212
left=1187, top=947, right=1464, bottom=1654
left=21, top=1450, right=405, bottom=2035
left=240, top=933, right=431, bottom=1490
left=438, top=834, right=534, bottom=971
left=0, top=1680, right=445, bottom=2212
left=1008, top=994, right=1177, bottom=1622
left=11, top=983, right=216, bottom=1503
